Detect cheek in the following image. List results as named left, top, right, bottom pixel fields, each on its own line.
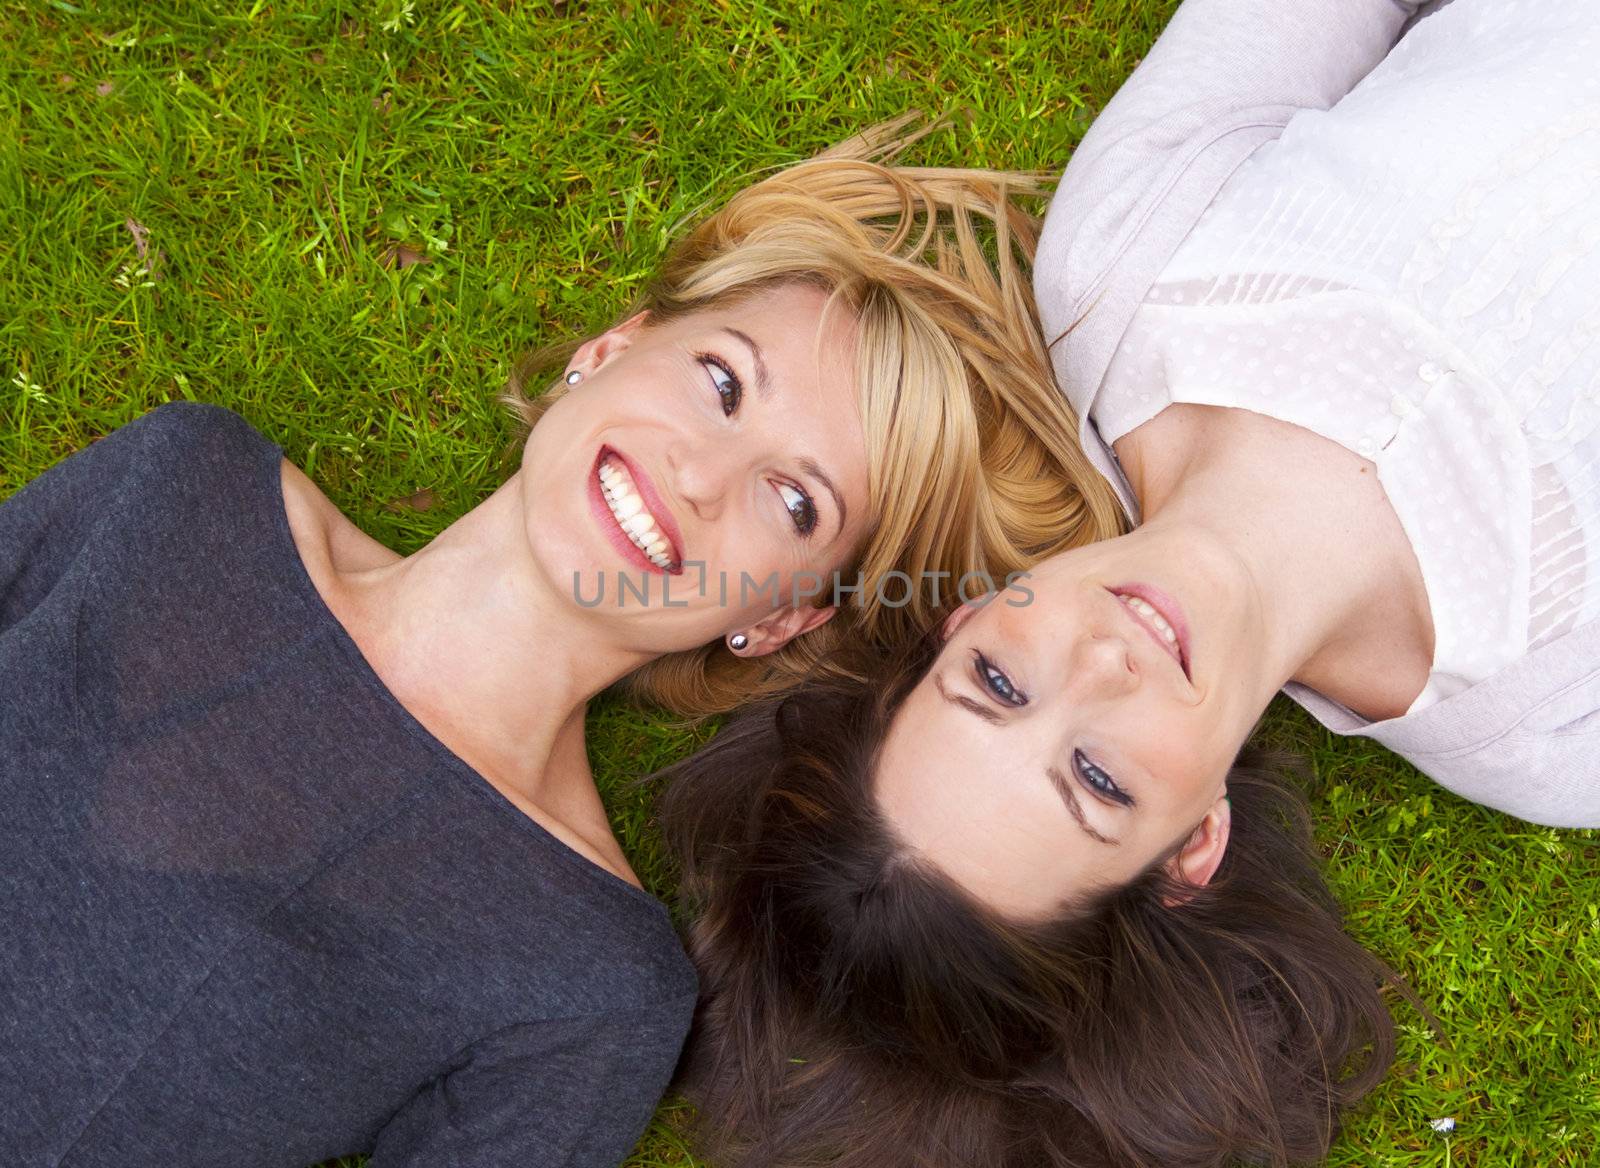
left=1124, top=711, right=1228, bottom=811
left=724, top=485, right=821, bottom=569
left=567, top=352, right=702, bottom=432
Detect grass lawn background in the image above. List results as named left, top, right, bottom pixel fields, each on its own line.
left=3, top=1, right=1597, bottom=1165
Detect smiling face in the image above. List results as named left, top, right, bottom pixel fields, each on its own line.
left=874, top=531, right=1284, bottom=919
left=519, top=283, right=871, bottom=656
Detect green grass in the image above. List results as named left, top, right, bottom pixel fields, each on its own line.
left=3, top=1, right=1597, bottom=1165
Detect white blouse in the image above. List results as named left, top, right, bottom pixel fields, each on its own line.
left=1093, top=0, right=1600, bottom=713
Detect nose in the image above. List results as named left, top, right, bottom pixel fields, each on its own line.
left=664, top=437, right=732, bottom=522
left=1065, top=630, right=1139, bottom=700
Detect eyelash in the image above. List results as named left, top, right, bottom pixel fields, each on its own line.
left=1073, top=750, right=1132, bottom=807
left=971, top=651, right=1134, bottom=807
left=974, top=650, right=1026, bottom=706
left=697, top=351, right=819, bottom=538
left=779, top=484, right=819, bottom=536
left=698, top=352, right=742, bottom=417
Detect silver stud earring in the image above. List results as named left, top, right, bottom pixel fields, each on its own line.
left=728, top=632, right=749, bottom=652
left=565, top=370, right=583, bottom=385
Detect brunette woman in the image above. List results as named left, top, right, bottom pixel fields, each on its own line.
left=660, top=1, right=1600, bottom=1165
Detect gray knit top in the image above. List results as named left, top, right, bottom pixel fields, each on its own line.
left=0, top=402, right=696, bottom=1167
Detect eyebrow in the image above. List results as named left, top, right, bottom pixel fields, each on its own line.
left=934, top=673, right=1003, bottom=724
left=934, top=675, right=1121, bottom=847
left=799, top=457, right=847, bottom=540
left=1046, top=766, right=1120, bottom=847
left=720, top=327, right=772, bottom=402
left=720, top=327, right=848, bottom=538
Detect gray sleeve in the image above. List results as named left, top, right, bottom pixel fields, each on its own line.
left=368, top=996, right=695, bottom=1168
left=1036, top=0, right=1429, bottom=405
left=0, top=403, right=242, bottom=633
left=0, top=408, right=160, bottom=633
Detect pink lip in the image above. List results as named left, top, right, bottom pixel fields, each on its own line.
left=1108, top=582, right=1191, bottom=681
left=588, top=446, right=685, bottom=576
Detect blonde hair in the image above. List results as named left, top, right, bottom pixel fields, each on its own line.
left=502, top=116, right=1125, bottom=717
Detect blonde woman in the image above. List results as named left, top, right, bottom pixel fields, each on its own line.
left=0, top=127, right=1118, bottom=1167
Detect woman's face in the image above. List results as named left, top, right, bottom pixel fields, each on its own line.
left=874, top=531, right=1278, bottom=919
left=520, top=283, right=870, bottom=655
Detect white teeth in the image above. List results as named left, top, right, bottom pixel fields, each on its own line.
left=1120, top=595, right=1178, bottom=645
left=598, top=456, right=675, bottom=568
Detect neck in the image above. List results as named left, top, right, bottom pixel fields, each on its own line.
left=1116, top=405, right=1434, bottom=719
left=324, top=473, right=654, bottom=805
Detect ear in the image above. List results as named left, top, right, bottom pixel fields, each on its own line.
left=939, top=597, right=987, bottom=641
left=1160, top=793, right=1232, bottom=902
left=568, top=310, right=650, bottom=379
left=737, top=604, right=839, bottom=657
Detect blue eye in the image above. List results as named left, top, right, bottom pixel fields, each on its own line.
left=1074, top=749, right=1132, bottom=806
left=699, top=353, right=742, bottom=416
left=973, top=651, right=1026, bottom=707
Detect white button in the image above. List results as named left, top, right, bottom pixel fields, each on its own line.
left=1418, top=361, right=1442, bottom=383
left=1391, top=395, right=1415, bottom=417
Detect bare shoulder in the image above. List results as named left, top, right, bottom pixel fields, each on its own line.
left=277, top=458, right=399, bottom=576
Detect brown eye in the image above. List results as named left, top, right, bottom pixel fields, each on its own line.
left=699, top=354, right=742, bottom=416
left=777, top=482, right=817, bottom=535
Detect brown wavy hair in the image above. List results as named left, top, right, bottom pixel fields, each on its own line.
left=656, top=633, right=1409, bottom=1168
left=501, top=117, right=1124, bottom=717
